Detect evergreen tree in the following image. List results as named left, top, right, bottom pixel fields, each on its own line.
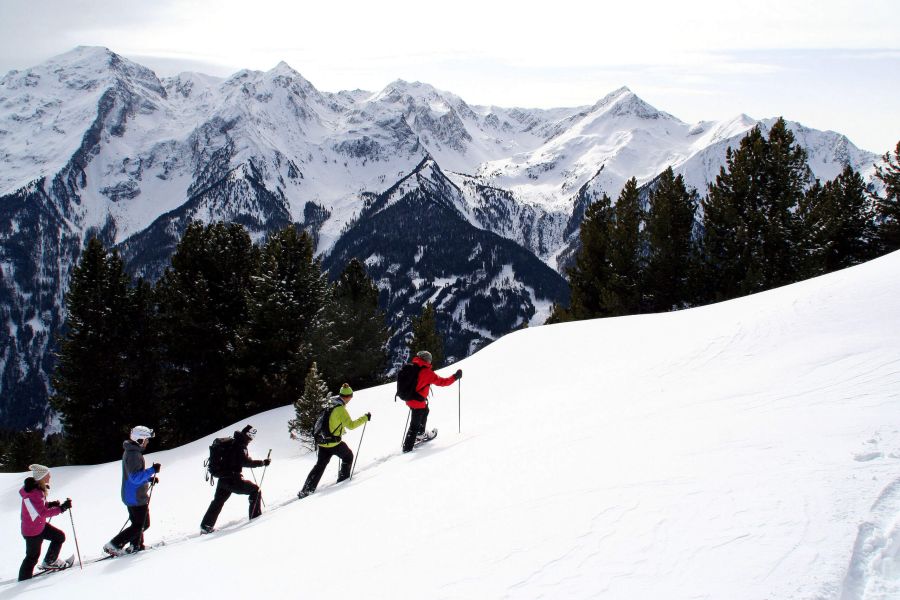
left=643, top=168, right=698, bottom=312
left=51, top=238, right=140, bottom=464
left=288, top=362, right=331, bottom=452
left=1, top=430, right=46, bottom=471
left=700, top=119, right=809, bottom=302
left=603, top=178, right=644, bottom=316
left=874, top=140, right=900, bottom=252
left=237, top=226, right=332, bottom=416
left=154, top=222, right=258, bottom=447
left=408, top=302, right=444, bottom=368
left=566, top=193, right=614, bottom=319
left=329, top=259, right=390, bottom=389
left=799, top=165, right=876, bottom=275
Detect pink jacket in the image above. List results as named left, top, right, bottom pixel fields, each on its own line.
left=19, top=478, right=61, bottom=537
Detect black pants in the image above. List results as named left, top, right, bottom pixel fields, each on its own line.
left=403, top=406, right=430, bottom=452
left=19, top=523, right=65, bottom=581
left=110, top=505, right=150, bottom=550
left=301, top=442, right=354, bottom=494
left=201, top=476, right=262, bottom=529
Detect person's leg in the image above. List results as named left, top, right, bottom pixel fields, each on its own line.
left=300, top=446, right=335, bottom=495
left=335, top=442, right=354, bottom=483
left=128, top=505, right=150, bottom=549
left=201, top=479, right=234, bottom=530
left=403, top=407, right=430, bottom=452
left=110, top=507, right=144, bottom=549
left=41, top=523, right=66, bottom=563
left=227, top=478, right=262, bottom=519
left=18, top=536, right=42, bottom=581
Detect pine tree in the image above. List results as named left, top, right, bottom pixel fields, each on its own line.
left=288, top=362, right=331, bottom=452
left=603, top=178, right=644, bottom=316
left=51, top=238, right=140, bottom=464
left=643, top=168, right=698, bottom=312
left=1, top=430, right=46, bottom=471
left=566, top=193, right=614, bottom=319
left=874, top=140, right=900, bottom=252
left=154, top=222, right=258, bottom=447
left=408, top=302, right=445, bottom=368
left=799, top=165, right=876, bottom=275
left=700, top=119, right=809, bottom=302
left=328, top=259, right=390, bottom=389
left=235, top=226, right=331, bottom=417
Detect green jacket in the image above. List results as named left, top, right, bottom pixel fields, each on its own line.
left=321, top=399, right=368, bottom=448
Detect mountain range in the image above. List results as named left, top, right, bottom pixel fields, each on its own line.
left=0, top=46, right=883, bottom=429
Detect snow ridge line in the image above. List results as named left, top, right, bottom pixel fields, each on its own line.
left=839, top=477, right=900, bottom=600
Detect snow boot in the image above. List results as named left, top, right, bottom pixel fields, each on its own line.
left=103, top=542, right=125, bottom=557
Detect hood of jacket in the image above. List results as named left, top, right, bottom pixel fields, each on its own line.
left=412, top=356, right=434, bottom=369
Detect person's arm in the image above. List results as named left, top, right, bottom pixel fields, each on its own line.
left=424, top=367, right=458, bottom=388
left=336, top=405, right=368, bottom=431
left=125, top=451, right=156, bottom=486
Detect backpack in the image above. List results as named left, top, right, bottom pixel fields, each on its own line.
left=204, top=437, right=238, bottom=481
left=395, top=362, right=425, bottom=402
left=312, top=401, right=343, bottom=446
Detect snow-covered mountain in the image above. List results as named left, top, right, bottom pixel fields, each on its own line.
left=1, top=250, right=899, bottom=598
left=0, top=47, right=884, bottom=429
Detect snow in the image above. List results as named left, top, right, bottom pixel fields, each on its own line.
left=2, top=251, right=900, bottom=597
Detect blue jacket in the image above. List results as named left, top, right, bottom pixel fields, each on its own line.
left=120, top=440, right=156, bottom=506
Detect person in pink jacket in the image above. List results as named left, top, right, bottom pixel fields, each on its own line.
left=18, top=463, right=72, bottom=580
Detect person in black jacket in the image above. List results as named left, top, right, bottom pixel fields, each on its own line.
left=200, top=425, right=271, bottom=533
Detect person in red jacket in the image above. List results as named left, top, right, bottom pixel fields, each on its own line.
left=402, top=350, right=462, bottom=452
left=18, top=464, right=72, bottom=580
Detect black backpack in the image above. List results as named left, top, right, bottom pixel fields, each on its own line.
left=313, top=401, right=343, bottom=446
left=205, top=437, right=238, bottom=480
left=395, top=362, right=425, bottom=402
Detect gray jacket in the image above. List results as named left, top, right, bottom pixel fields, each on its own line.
left=120, top=440, right=156, bottom=506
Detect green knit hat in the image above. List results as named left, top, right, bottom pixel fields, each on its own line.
left=339, top=383, right=353, bottom=397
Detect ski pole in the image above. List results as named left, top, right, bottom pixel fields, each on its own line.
left=350, top=421, right=367, bottom=480
left=401, top=410, right=411, bottom=449
left=68, top=506, right=83, bottom=570
left=458, top=379, right=461, bottom=434
left=136, top=480, right=156, bottom=548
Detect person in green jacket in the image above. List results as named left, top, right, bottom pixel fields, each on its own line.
left=297, top=384, right=370, bottom=499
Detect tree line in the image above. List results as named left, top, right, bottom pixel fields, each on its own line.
left=551, top=120, right=900, bottom=322
left=45, top=223, right=392, bottom=465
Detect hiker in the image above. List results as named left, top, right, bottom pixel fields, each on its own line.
left=297, top=384, right=370, bottom=499
left=103, top=425, right=160, bottom=557
left=200, top=425, right=270, bottom=533
left=401, top=351, right=461, bottom=452
left=18, top=464, right=72, bottom=580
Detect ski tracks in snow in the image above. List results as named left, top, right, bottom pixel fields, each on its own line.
left=839, top=476, right=900, bottom=599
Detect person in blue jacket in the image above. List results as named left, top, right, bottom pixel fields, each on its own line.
left=103, top=426, right=160, bottom=556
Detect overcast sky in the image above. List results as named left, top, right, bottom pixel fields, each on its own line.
left=1, top=0, right=897, bottom=153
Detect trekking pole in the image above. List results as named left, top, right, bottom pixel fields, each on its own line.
left=458, top=379, right=461, bottom=434
left=401, top=410, right=411, bottom=449
left=253, top=449, right=272, bottom=514
left=350, top=421, right=367, bottom=480
left=68, top=507, right=83, bottom=570
left=137, top=480, right=156, bottom=548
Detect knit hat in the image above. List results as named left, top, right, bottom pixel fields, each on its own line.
left=416, top=350, right=433, bottom=364
left=29, top=464, right=50, bottom=481
left=241, top=425, right=257, bottom=440
left=339, top=383, right=353, bottom=397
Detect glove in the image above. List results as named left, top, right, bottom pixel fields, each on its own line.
left=262, top=458, right=271, bottom=467
left=150, top=476, right=160, bottom=485
left=60, top=498, right=72, bottom=513
left=47, top=500, right=60, bottom=508
left=152, top=462, right=161, bottom=473
left=365, top=412, right=372, bottom=422
left=455, top=369, right=463, bottom=380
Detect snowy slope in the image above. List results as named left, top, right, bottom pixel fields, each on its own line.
left=2, top=251, right=899, bottom=598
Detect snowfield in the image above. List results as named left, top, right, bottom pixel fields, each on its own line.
left=2, top=251, right=900, bottom=598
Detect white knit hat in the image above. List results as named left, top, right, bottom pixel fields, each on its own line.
left=29, top=464, right=50, bottom=481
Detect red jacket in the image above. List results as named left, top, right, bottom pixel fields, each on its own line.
left=406, top=356, right=457, bottom=409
